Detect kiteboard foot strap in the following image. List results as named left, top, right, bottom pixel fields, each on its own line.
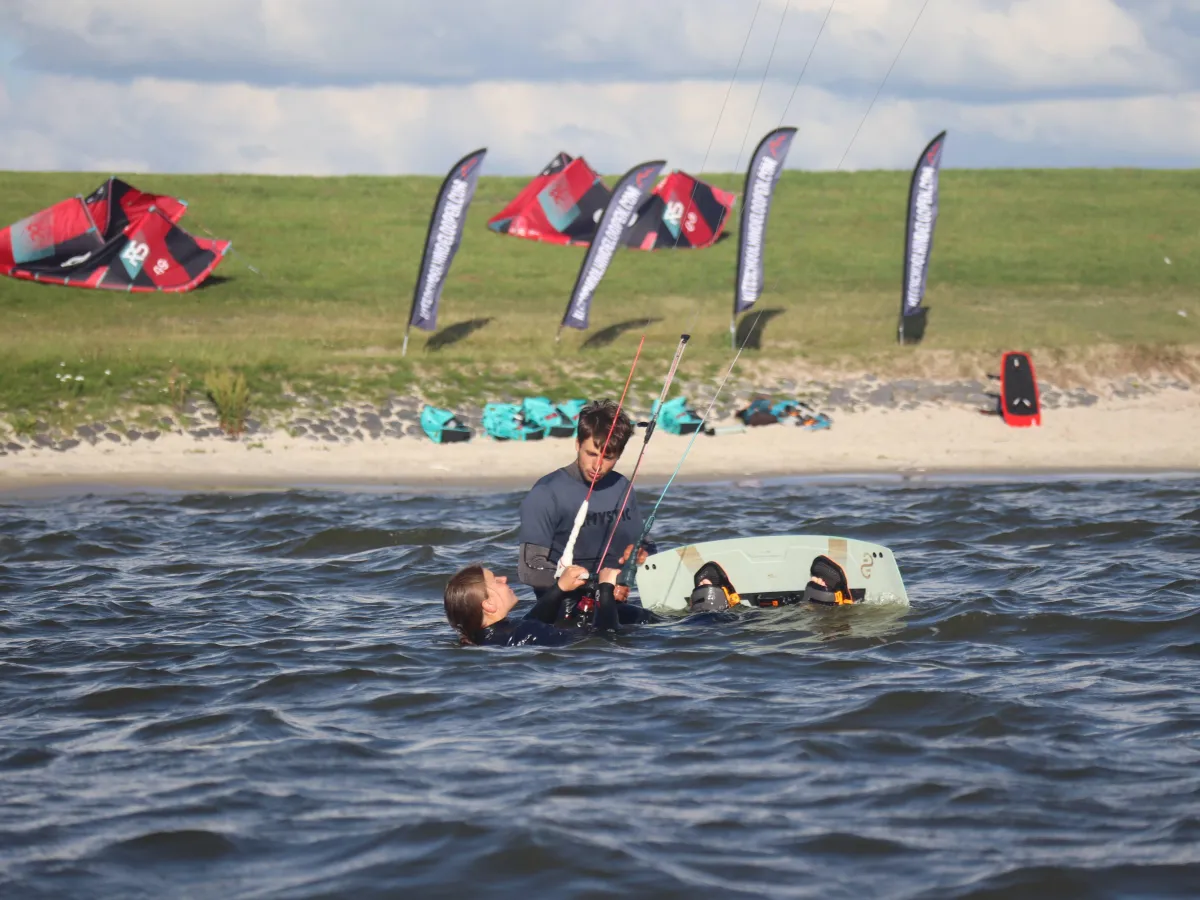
left=690, top=562, right=741, bottom=612
left=803, top=555, right=863, bottom=605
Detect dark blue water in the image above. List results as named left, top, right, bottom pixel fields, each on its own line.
left=1, top=477, right=1198, bottom=899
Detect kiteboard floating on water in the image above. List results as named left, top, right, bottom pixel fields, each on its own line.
left=635, top=534, right=909, bottom=613
left=999, top=351, right=1041, bottom=427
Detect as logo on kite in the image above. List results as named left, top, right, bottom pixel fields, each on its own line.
left=120, top=239, right=150, bottom=278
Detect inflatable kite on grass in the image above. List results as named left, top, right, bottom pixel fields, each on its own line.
left=0, top=178, right=230, bottom=292
left=488, top=152, right=735, bottom=250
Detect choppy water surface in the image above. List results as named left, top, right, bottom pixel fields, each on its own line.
left=1, top=477, right=1198, bottom=899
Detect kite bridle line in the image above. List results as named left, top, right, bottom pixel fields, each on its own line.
left=555, top=335, right=645, bottom=578
left=835, top=0, right=933, bottom=171
left=665, top=0, right=764, bottom=253
left=776, top=0, right=836, bottom=131
left=614, top=309, right=764, bottom=589
left=732, top=0, right=792, bottom=176
left=593, top=333, right=691, bottom=579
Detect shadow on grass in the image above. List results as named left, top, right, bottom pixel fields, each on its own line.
left=736, top=308, right=785, bottom=350
left=899, top=307, right=929, bottom=345
left=582, top=317, right=661, bottom=350
left=657, top=230, right=733, bottom=250
left=194, top=275, right=232, bottom=291
left=427, top=317, right=494, bottom=351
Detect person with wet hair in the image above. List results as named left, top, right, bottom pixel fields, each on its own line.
left=444, top=563, right=625, bottom=648
left=517, top=399, right=653, bottom=605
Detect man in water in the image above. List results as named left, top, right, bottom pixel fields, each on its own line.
left=517, top=399, right=652, bottom=603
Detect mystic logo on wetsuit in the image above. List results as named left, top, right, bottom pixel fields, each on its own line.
left=517, top=464, right=647, bottom=593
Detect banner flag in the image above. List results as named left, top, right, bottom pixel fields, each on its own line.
left=899, top=131, right=947, bottom=344
left=407, top=147, right=487, bottom=335
left=561, top=159, right=665, bottom=332
left=734, top=127, right=796, bottom=316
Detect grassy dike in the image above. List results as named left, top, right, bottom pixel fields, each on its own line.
left=1, top=168, right=1197, bottom=434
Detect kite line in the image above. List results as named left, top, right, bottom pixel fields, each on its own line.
left=555, top=335, right=645, bottom=577
left=593, top=333, right=691, bottom=576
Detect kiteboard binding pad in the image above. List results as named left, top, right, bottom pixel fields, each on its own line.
left=999, top=351, right=1041, bottom=427
left=652, top=396, right=704, bottom=435
left=635, top=535, right=909, bottom=613
left=802, top=555, right=862, bottom=606
left=521, top=397, right=578, bottom=438
left=482, top=403, right=545, bottom=441
left=420, top=406, right=472, bottom=443
left=689, top=561, right=742, bottom=613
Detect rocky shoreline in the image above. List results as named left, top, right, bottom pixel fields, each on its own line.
left=1, top=373, right=1191, bottom=456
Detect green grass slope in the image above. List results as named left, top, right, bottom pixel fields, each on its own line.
left=1, top=168, right=1197, bottom=426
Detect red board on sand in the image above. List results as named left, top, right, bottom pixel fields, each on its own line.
left=1000, top=351, right=1041, bottom=427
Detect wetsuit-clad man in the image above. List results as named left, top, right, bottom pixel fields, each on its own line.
left=517, top=400, right=654, bottom=618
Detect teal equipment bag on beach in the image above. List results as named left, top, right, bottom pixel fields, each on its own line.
left=556, top=399, right=587, bottom=429
left=771, top=399, right=833, bottom=431
left=421, top=406, right=472, bottom=443
left=521, top=397, right=577, bottom=438
left=651, top=396, right=704, bottom=435
left=737, top=397, right=777, bottom=426
left=483, top=403, right=545, bottom=441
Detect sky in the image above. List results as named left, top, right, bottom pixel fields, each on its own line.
left=0, top=0, right=1197, bottom=176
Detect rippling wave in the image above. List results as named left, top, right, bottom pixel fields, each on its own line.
left=1, top=476, right=1198, bottom=898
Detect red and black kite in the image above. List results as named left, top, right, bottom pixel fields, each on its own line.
left=624, top=171, right=736, bottom=250
left=488, top=154, right=736, bottom=251
left=487, top=152, right=610, bottom=246
left=0, top=178, right=230, bottom=292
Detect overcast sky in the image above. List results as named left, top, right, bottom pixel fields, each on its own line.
left=0, top=0, right=1197, bottom=175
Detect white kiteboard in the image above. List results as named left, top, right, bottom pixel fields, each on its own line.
left=634, top=534, right=909, bottom=613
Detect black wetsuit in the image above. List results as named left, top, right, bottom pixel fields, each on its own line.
left=517, top=464, right=653, bottom=598
left=471, top=583, right=623, bottom=648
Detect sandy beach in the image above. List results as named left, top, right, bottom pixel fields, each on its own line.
left=2, top=388, right=1196, bottom=494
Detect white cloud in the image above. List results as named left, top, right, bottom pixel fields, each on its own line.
left=895, top=0, right=1178, bottom=93
left=1, top=73, right=1197, bottom=177
left=0, top=0, right=1187, bottom=96
left=0, top=0, right=1195, bottom=174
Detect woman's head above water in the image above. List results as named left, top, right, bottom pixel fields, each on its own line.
left=444, top=563, right=593, bottom=645
left=443, top=565, right=518, bottom=644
